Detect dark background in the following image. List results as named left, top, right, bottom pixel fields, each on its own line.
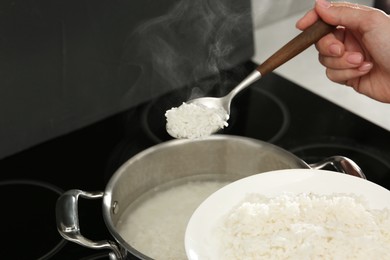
left=0, top=0, right=253, bottom=159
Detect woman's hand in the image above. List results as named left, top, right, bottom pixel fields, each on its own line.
left=296, top=0, right=390, bottom=103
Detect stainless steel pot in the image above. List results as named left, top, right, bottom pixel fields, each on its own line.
left=56, top=135, right=365, bottom=260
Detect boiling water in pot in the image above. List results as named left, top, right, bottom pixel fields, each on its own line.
left=116, top=174, right=231, bottom=259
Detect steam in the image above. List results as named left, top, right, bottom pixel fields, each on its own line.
left=122, top=0, right=252, bottom=98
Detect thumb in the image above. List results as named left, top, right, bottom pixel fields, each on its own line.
left=315, top=0, right=376, bottom=31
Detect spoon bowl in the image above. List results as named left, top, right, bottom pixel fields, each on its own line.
left=188, top=97, right=228, bottom=113
left=187, top=70, right=262, bottom=116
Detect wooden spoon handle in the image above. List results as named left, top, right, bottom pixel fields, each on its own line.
left=256, top=20, right=334, bottom=76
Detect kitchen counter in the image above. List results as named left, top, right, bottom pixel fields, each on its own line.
left=251, top=0, right=390, bottom=131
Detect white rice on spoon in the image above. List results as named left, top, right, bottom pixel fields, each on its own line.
left=165, top=102, right=229, bottom=139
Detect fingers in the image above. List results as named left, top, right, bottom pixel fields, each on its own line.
left=319, top=52, right=364, bottom=69
left=296, top=9, right=319, bottom=30
left=319, top=37, right=373, bottom=85
left=325, top=62, right=373, bottom=85
left=314, top=0, right=376, bottom=31
left=314, top=21, right=372, bottom=84
left=297, top=0, right=377, bottom=32
left=315, top=30, right=344, bottom=57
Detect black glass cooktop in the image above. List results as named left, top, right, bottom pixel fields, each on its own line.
left=0, top=61, right=389, bottom=259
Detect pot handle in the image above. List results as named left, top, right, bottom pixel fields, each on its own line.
left=309, top=155, right=366, bottom=179
left=56, top=189, right=123, bottom=260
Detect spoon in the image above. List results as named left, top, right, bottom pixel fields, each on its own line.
left=166, top=20, right=334, bottom=139
left=188, top=20, right=333, bottom=124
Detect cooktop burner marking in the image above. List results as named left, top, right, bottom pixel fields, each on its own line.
left=0, top=180, right=67, bottom=260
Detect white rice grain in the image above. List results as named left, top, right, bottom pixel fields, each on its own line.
left=165, top=102, right=229, bottom=139
left=117, top=180, right=229, bottom=260
left=217, top=192, right=390, bottom=260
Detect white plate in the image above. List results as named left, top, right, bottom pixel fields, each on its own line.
left=185, top=169, right=390, bottom=260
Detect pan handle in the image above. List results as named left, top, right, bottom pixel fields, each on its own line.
left=309, top=156, right=366, bottom=179
left=56, top=189, right=123, bottom=260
